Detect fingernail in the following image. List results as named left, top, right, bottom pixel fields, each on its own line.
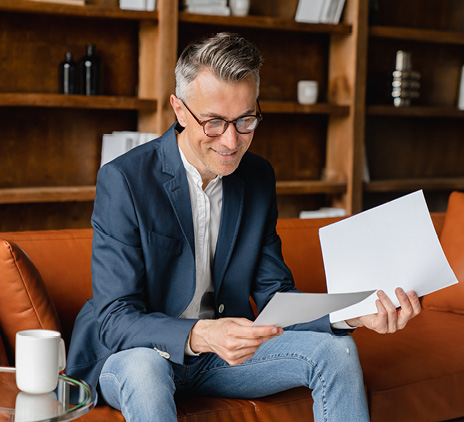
left=378, top=290, right=385, bottom=296
left=410, top=291, right=417, bottom=298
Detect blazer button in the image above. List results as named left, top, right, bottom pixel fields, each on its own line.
left=218, top=304, right=224, bottom=314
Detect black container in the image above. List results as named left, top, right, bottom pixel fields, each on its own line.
left=78, top=44, right=100, bottom=95
left=58, top=52, right=76, bottom=95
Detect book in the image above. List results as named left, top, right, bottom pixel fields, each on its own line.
left=295, top=0, right=326, bottom=24
left=146, top=0, right=156, bottom=11
left=100, top=132, right=158, bottom=167
left=187, top=5, right=230, bottom=16
left=331, top=0, right=346, bottom=23
left=119, top=0, right=145, bottom=11
left=27, top=0, right=85, bottom=5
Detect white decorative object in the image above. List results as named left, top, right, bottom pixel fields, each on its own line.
left=458, top=65, right=464, bottom=110
left=297, top=80, right=319, bottom=104
left=229, top=0, right=250, bottom=16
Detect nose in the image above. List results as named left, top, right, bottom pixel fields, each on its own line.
left=219, top=122, right=239, bottom=150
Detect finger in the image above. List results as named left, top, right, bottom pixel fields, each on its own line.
left=374, top=297, right=388, bottom=334
left=227, top=323, right=283, bottom=339
left=377, top=290, right=398, bottom=333
left=395, top=288, right=413, bottom=329
left=408, top=290, right=422, bottom=316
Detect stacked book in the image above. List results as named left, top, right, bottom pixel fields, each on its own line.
left=183, top=0, right=230, bottom=16
left=27, top=0, right=85, bottom=5
left=294, top=0, right=346, bottom=24
left=119, top=0, right=156, bottom=11
left=100, top=131, right=158, bottom=168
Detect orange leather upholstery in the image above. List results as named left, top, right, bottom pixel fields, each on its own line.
left=0, top=199, right=463, bottom=422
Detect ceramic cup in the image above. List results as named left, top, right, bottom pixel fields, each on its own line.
left=229, top=0, right=250, bottom=16
left=297, top=80, right=319, bottom=105
left=15, top=329, right=66, bottom=394
left=15, top=391, right=63, bottom=422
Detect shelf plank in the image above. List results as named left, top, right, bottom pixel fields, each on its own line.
left=179, top=12, right=352, bottom=34
left=0, top=186, right=96, bottom=204
left=276, top=180, right=347, bottom=195
left=260, top=101, right=350, bottom=116
left=0, top=0, right=158, bottom=20
left=370, top=26, right=464, bottom=45
left=0, top=93, right=157, bottom=111
left=366, top=105, right=464, bottom=119
left=365, top=178, right=464, bottom=193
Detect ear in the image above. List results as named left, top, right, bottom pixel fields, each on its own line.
left=170, top=95, right=187, bottom=127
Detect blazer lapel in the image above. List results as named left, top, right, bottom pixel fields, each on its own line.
left=160, top=124, right=195, bottom=255
left=213, top=173, right=244, bottom=291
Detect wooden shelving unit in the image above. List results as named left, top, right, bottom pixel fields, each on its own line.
left=363, top=0, right=464, bottom=211
left=178, top=0, right=365, bottom=216
left=0, top=0, right=177, bottom=231
left=1, top=0, right=462, bottom=229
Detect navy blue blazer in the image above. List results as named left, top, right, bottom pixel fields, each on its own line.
left=66, top=123, right=334, bottom=393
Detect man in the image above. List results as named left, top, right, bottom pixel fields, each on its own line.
left=67, top=33, right=421, bottom=421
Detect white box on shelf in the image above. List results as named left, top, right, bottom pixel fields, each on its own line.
left=295, top=0, right=327, bottom=23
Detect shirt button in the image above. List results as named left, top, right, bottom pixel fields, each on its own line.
left=218, top=304, right=225, bottom=314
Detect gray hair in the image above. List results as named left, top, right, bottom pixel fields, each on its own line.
left=175, top=32, right=262, bottom=100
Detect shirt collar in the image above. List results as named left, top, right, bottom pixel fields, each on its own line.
left=178, top=146, right=222, bottom=190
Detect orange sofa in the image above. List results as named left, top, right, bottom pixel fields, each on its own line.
left=1, top=191, right=464, bottom=422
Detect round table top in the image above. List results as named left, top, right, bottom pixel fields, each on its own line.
left=0, top=367, right=94, bottom=422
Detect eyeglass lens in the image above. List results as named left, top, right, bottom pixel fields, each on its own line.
left=204, top=116, right=259, bottom=136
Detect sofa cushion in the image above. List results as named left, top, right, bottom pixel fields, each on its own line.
left=0, top=239, right=61, bottom=364
left=422, top=191, right=464, bottom=313
left=353, top=309, right=464, bottom=422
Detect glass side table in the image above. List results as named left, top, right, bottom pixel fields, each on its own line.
left=0, top=367, right=94, bottom=422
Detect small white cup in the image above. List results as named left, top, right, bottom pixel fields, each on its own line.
left=15, top=329, right=66, bottom=394
left=229, top=0, right=250, bottom=16
left=297, top=80, right=319, bottom=105
left=15, top=391, right=63, bottom=422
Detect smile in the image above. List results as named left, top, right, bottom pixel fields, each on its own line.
left=214, top=150, right=236, bottom=156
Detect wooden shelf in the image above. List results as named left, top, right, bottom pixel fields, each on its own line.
left=261, top=101, right=350, bottom=116
left=0, top=93, right=157, bottom=111
left=0, top=0, right=158, bottom=20
left=276, top=180, right=346, bottom=195
left=365, top=178, right=464, bottom=193
left=0, top=186, right=96, bottom=205
left=369, top=25, right=464, bottom=45
left=179, top=11, right=352, bottom=34
left=367, top=105, right=464, bottom=119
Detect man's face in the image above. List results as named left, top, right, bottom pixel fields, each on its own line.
left=171, top=70, right=258, bottom=186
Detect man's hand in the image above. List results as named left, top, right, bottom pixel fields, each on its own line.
left=189, top=318, right=283, bottom=366
left=345, top=288, right=421, bottom=334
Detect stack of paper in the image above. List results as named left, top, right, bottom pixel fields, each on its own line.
left=183, top=0, right=230, bottom=16
left=295, top=0, right=346, bottom=24
left=100, top=131, right=158, bottom=167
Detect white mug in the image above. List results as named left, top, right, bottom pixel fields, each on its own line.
left=297, top=80, right=319, bottom=105
left=15, top=329, right=66, bottom=394
left=15, top=391, right=63, bottom=422
left=229, top=0, right=250, bottom=16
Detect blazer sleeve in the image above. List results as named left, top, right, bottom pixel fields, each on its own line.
left=90, top=163, right=196, bottom=365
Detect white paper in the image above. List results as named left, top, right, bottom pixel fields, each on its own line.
left=320, top=190, right=458, bottom=323
left=252, top=290, right=376, bottom=328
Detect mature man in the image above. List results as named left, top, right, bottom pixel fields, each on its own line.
left=67, top=32, right=421, bottom=421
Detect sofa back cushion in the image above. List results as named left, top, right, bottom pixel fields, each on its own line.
left=0, top=239, right=62, bottom=364
left=0, top=335, right=8, bottom=366
left=0, top=230, right=93, bottom=352
left=276, top=217, right=344, bottom=293
left=422, top=191, right=464, bottom=313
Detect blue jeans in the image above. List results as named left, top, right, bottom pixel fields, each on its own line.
left=99, top=331, right=369, bottom=422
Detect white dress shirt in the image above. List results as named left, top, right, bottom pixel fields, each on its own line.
left=177, top=146, right=351, bottom=355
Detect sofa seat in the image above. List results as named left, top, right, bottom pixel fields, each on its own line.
left=353, top=310, right=464, bottom=422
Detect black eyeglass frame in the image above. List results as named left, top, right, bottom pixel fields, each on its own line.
left=180, top=99, right=263, bottom=138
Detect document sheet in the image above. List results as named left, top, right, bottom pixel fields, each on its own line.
left=320, top=190, right=458, bottom=323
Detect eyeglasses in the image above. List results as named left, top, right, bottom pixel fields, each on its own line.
left=181, top=99, right=263, bottom=138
